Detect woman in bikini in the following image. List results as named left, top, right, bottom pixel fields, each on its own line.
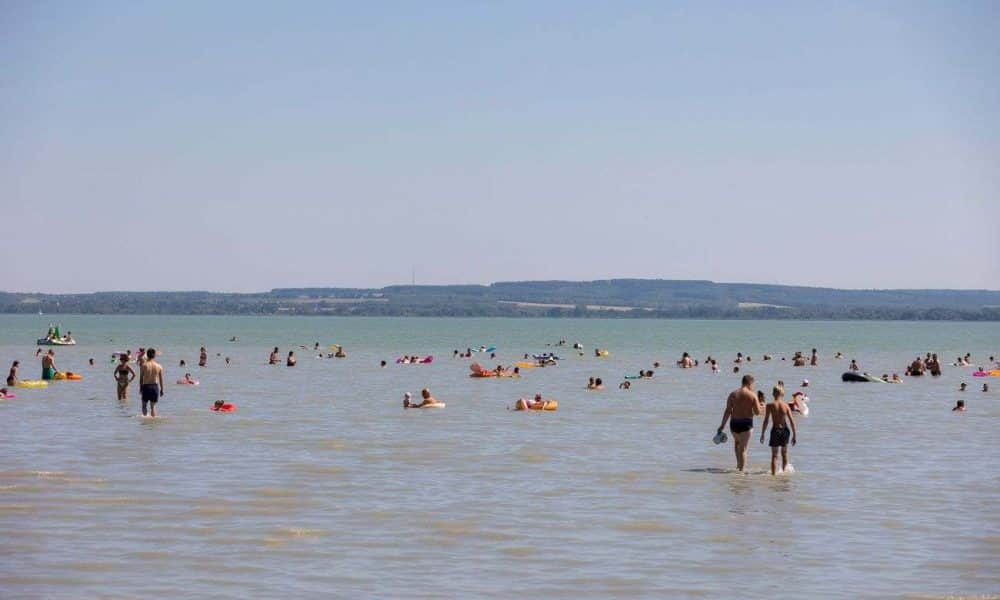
left=114, top=354, right=135, bottom=400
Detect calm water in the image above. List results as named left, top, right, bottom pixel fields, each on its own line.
left=1, top=315, right=998, bottom=598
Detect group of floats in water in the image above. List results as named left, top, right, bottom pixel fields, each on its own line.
left=5, top=347, right=85, bottom=395
left=839, top=352, right=1000, bottom=383
left=400, top=388, right=557, bottom=411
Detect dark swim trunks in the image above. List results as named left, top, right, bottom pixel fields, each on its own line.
left=769, top=425, right=791, bottom=447
left=140, top=383, right=160, bottom=403
left=730, top=417, right=753, bottom=434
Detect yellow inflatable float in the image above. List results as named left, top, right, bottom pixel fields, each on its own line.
left=15, top=380, right=48, bottom=389
left=53, top=372, right=83, bottom=381
left=515, top=398, right=558, bottom=411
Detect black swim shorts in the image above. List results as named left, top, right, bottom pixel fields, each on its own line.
left=140, top=384, right=160, bottom=403
left=730, top=417, right=753, bottom=434
left=769, top=425, right=791, bottom=447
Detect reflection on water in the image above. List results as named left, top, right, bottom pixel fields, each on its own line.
left=1, top=316, right=998, bottom=597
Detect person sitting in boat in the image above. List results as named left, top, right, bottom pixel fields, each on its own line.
left=63, top=331, right=74, bottom=342
left=46, top=326, right=55, bottom=341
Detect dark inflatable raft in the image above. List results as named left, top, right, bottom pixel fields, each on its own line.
left=842, top=372, right=879, bottom=383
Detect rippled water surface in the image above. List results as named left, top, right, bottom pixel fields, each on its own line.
left=1, top=316, right=998, bottom=598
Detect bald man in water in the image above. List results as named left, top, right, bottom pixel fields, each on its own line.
left=717, top=374, right=766, bottom=472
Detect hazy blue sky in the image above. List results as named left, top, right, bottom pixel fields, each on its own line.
left=2, top=1, right=997, bottom=293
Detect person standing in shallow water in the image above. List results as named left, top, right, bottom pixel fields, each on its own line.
left=6, top=360, right=19, bottom=386
left=717, top=374, right=765, bottom=472
left=114, top=354, right=135, bottom=401
left=199, top=347, right=207, bottom=367
left=139, top=348, right=165, bottom=417
left=41, top=350, right=58, bottom=380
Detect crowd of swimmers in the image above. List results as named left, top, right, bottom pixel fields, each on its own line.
left=5, top=342, right=998, bottom=474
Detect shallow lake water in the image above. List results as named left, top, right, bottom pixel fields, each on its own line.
left=1, top=315, right=998, bottom=598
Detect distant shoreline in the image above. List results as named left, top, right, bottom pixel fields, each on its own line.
left=2, top=278, right=998, bottom=321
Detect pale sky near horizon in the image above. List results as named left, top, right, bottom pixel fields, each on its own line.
left=1, top=1, right=997, bottom=293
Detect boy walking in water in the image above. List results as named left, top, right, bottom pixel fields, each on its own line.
left=760, top=386, right=797, bottom=475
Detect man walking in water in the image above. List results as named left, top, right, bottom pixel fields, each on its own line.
left=717, top=374, right=765, bottom=472
left=139, top=348, right=165, bottom=417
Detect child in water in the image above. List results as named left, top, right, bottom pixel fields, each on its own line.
left=760, top=386, right=797, bottom=475
left=952, top=400, right=966, bottom=412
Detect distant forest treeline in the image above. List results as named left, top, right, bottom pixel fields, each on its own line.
left=1, top=279, right=998, bottom=320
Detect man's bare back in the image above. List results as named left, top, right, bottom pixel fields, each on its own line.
left=140, top=359, right=163, bottom=386
left=727, top=387, right=763, bottom=419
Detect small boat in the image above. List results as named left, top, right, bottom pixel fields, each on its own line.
left=38, top=325, right=75, bottom=346
left=37, top=337, right=76, bottom=346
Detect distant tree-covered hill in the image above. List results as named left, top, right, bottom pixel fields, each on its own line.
left=1, top=279, right=998, bottom=320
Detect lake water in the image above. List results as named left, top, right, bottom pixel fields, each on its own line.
left=1, top=315, right=998, bottom=598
